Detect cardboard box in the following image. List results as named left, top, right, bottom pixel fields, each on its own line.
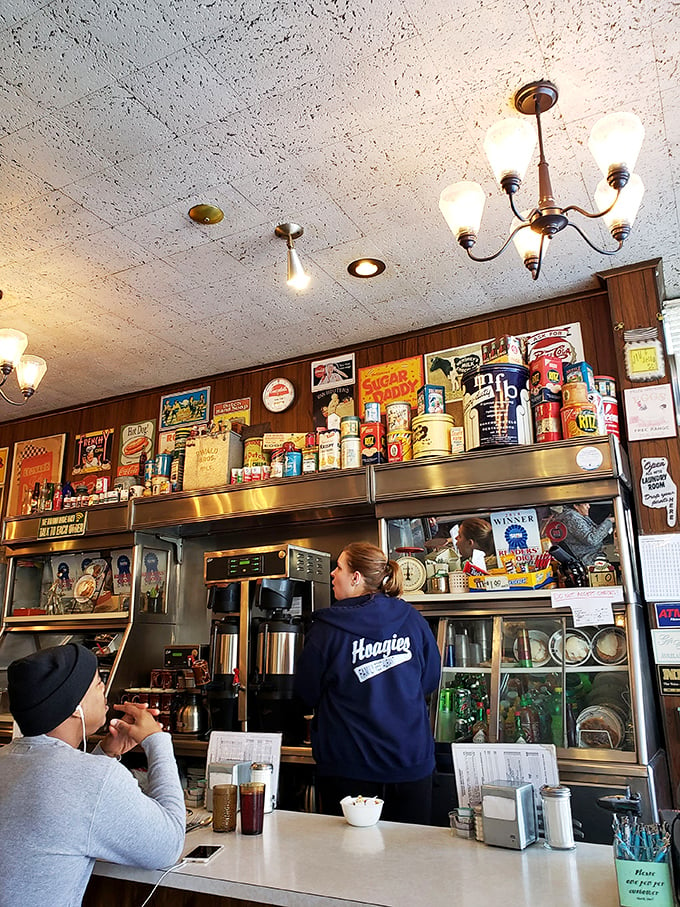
left=468, top=568, right=554, bottom=592
left=482, top=335, right=524, bottom=365
left=182, top=432, right=243, bottom=491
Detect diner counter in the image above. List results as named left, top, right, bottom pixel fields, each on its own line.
left=90, top=809, right=620, bottom=907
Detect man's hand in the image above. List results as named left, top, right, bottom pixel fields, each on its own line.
left=99, top=701, right=164, bottom=758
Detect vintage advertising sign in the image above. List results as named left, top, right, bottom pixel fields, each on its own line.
left=624, top=385, right=677, bottom=441
left=118, top=420, right=156, bottom=477
left=213, top=398, right=251, bottom=431
left=6, top=434, right=66, bottom=517
left=0, top=446, right=8, bottom=486
left=658, top=665, right=680, bottom=695
left=358, top=356, right=424, bottom=412
left=640, top=456, right=677, bottom=527
left=311, top=354, right=355, bottom=391
left=159, top=385, right=211, bottom=431
left=423, top=341, right=487, bottom=403
left=73, top=429, right=114, bottom=474
left=521, top=322, right=584, bottom=364
left=37, top=511, right=87, bottom=540
left=312, top=385, right=355, bottom=429
left=651, top=628, right=680, bottom=665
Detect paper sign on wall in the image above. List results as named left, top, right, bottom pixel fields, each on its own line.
left=624, top=384, right=677, bottom=440
left=651, top=628, right=680, bottom=665
left=638, top=535, right=680, bottom=602
left=551, top=587, right=623, bottom=626
left=640, top=457, right=677, bottom=527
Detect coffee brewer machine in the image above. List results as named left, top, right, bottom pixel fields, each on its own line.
left=204, top=544, right=331, bottom=743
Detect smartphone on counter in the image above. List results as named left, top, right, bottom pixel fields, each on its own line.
left=185, top=845, right=223, bottom=863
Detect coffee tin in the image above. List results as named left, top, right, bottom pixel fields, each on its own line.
left=364, top=402, right=381, bottom=423
left=318, top=430, right=341, bottom=470
left=386, top=430, right=412, bottom=462
left=341, top=436, right=362, bottom=469
left=561, top=402, right=598, bottom=439
left=340, top=415, right=360, bottom=438
left=533, top=401, right=562, bottom=443
left=385, top=401, right=412, bottom=432
left=244, top=436, right=267, bottom=466
left=461, top=364, right=533, bottom=450
left=412, top=413, right=453, bottom=458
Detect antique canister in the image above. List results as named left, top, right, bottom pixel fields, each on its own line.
left=144, top=459, right=155, bottom=483
left=340, top=415, right=360, bottom=438
left=385, top=401, right=412, bottom=432
left=282, top=443, right=302, bottom=477
left=364, top=402, right=381, bottom=423
left=529, top=355, right=563, bottom=404
left=243, top=436, right=267, bottom=466
left=412, top=413, right=453, bottom=458
left=270, top=448, right=285, bottom=479
left=482, top=335, right=524, bottom=365
left=360, top=422, right=386, bottom=464
left=533, top=401, right=562, bottom=443
left=561, top=402, right=598, bottom=438
left=341, top=436, right=361, bottom=469
left=461, top=364, right=533, bottom=450
left=561, top=381, right=590, bottom=406
left=417, top=384, right=445, bottom=414
left=318, top=429, right=341, bottom=470
left=450, top=426, right=465, bottom=455
left=602, top=396, right=620, bottom=437
left=588, top=390, right=606, bottom=434
left=155, top=453, right=172, bottom=477
left=594, top=375, right=617, bottom=398
left=563, top=361, right=595, bottom=392
left=302, top=447, right=318, bottom=473
left=386, top=430, right=412, bottom=462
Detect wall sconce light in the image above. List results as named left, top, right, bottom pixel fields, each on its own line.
left=0, top=295, right=47, bottom=405
left=275, top=223, right=310, bottom=290
left=347, top=258, right=386, bottom=278
left=439, top=80, right=645, bottom=280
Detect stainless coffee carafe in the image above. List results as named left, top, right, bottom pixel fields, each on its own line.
left=210, top=618, right=238, bottom=677
left=175, top=692, right=208, bottom=735
left=255, top=617, right=302, bottom=680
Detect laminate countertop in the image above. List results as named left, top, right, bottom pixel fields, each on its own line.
left=91, top=809, right=622, bottom=907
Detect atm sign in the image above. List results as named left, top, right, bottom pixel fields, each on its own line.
left=656, top=604, right=680, bottom=627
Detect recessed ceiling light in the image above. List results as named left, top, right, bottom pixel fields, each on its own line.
left=347, top=258, right=386, bottom=278
left=188, top=204, right=224, bottom=224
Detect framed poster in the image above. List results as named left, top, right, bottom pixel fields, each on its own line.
left=73, top=429, right=114, bottom=474
left=160, top=386, right=211, bottom=431
left=0, top=446, right=9, bottom=486
left=424, top=341, right=487, bottom=403
left=7, top=434, right=66, bottom=517
left=311, top=354, right=355, bottom=391
left=118, top=420, right=156, bottom=477
left=357, top=356, right=423, bottom=412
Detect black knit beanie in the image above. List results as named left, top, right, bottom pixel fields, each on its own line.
left=8, top=643, right=98, bottom=736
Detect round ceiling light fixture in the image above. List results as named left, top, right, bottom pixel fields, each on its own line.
left=188, top=204, right=225, bottom=224
left=347, top=258, right=386, bottom=278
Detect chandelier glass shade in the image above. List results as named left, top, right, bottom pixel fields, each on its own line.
left=439, top=80, right=645, bottom=279
left=0, top=324, right=47, bottom=405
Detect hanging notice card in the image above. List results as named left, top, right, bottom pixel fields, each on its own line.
left=651, top=629, right=680, bottom=665
left=639, top=534, right=680, bottom=602
left=640, top=457, right=677, bottom=527
left=452, top=743, right=559, bottom=808
left=551, top=587, right=622, bottom=626
left=624, top=385, right=677, bottom=441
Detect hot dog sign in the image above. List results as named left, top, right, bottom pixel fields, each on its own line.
left=118, top=420, right=156, bottom=477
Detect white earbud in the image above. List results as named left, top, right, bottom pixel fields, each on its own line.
left=75, top=703, right=87, bottom=752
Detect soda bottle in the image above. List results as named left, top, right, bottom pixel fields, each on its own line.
left=52, top=483, right=63, bottom=511
left=30, top=482, right=41, bottom=513
left=138, top=447, right=147, bottom=481
left=551, top=687, right=564, bottom=747
left=444, top=622, right=455, bottom=668
left=517, top=694, right=540, bottom=743
left=437, top=688, right=454, bottom=742
left=516, top=628, right=533, bottom=667
left=471, top=702, right=489, bottom=743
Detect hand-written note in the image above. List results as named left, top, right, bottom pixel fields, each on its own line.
left=640, top=457, right=677, bottom=527
left=551, top=587, right=623, bottom=626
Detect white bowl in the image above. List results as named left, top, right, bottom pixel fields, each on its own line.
left=340, top=795, right=384, bottom=827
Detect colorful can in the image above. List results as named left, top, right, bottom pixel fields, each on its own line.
left=417, top=384, right=445, bottom=414
left=482, top=335, right=524, bottom=365
left=243, top=436, right=267, bottom=466
left=318, top=429, right=341, bottom=470
left=588, top=390, right=606, bottom=434
left=341, top=436, right=362, bottom=469
left=563, top=361, right=595, bottom=392
left=461, top=364, right=533, bottom=450
left=533, top=401, right=562, bottom=443
left=385, top=401, right=412, bottom=432
left=302, top=447, right=318, bottom=473
left=360, top=422, right=386, bottom=464
left=594, top=375, right=616, bottom=398
left=529, top=355, right=563, bottom=404
left=270, top=449, right=284, bottom=479
left=561, top=381, right=590, bottom=406
left=560, top=402, right=598, bottom=439
left=364, top=402, right=381, bottom=423
left=155, top=453, right=172, bottom=477
left=412, top=413, right=453, bottom=458
left=144, top=459, right=155, bottom=483
left=340, top=415, right=360, bottom=438
left=386, top=430, right=413, bottom=462
left=602, top=395, right=620, bottom=437
left=283, top=447, right=302, bottom=477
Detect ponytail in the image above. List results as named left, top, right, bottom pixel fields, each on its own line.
left=342, top=543, right=404, bottom=598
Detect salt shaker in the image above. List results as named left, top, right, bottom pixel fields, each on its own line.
left=540, top=784, right=575, bottom=850
left=250, top=762, right=274, bottom=813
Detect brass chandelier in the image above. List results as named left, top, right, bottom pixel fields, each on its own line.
left=439, top=80, right=645, bottom=280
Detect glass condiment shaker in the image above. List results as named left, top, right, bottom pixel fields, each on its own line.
left=540, top=784, right=575, bottom=850
left=250, top=762, right=274, bottom=813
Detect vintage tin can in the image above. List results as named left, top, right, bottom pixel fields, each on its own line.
left=563, top=361, right=595, bottom=393
left=588, top=390, right=606, bottom=434
left=283, top=446, right=302, bottom=477
left=385, top=401, right=412, bottom=432
left=602, top=395, right=620, bottom=437
left=417, top=384, right=445, bottom=415
left=594, top=375, right=617, bottom=398
left=340, top=415, right=360, bottom=438
left=144, top=459, right=155, bottom=483
left=155, top=453, right=171, bottom=477
left=561, top=381, right=590, bottom=406
left=386, top=430, right=412, bottom=462
left=529, top=355, right=563, bottom=404
left=243, top=436, right=267, bottom=466
left=561, top=402, right=598, bottom=438
left=318, top=429, right=341, bottom=470
left=270, top=449, right=284, bottom=479
left=462, top=364, right=533, bottom=450
left=364, top=402, right=381, bottom=423
left=412, top=413, right=453, bottom=458
left=533, top=401, right=562, bottom=443
left=482, top=335, right=524, bottom=365
left=302, top=447, right=318, bottom=473
left=360, top=422, right=386, bottom=464
left=341, top=436, right=361, bottom=469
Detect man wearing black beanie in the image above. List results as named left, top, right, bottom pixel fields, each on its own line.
left=0, top=644, right=185, bottom=906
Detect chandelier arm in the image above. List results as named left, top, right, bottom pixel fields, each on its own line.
left=0, top=386, right=28, bottom=406
left=532, top=233, right=547, bottom=281
left=565, top=221, right=624, bottom=256
left=562, top=188, right=621, bottom=220
left=465, top=224, right=531, bottom=263
left=508, top=194, right=533, bottom=223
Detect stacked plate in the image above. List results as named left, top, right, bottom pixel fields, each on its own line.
left=549, top=628, right=591, bottom=666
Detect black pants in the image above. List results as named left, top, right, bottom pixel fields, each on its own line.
left=317, top=772, right=433, bottom=825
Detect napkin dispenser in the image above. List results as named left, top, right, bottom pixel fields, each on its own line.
left=205, top=760, right=251, bottom=810
left=481, top=780, right=537, bottom=850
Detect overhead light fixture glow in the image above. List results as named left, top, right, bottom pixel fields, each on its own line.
left=275, top=223, right=310, bottom=290
left=0, top=293, right=47, bottom=405
left=439, top=79, right=645, bottom=280
left=347, top=258, right=386, bottom=278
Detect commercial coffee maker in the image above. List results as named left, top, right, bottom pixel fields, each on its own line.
left=204, top=544, right=331, bottom=743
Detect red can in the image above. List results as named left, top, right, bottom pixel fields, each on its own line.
left=602, top=395, right=620, bottom=437
left=529, top=355, right=563, bottom=404
left=533, top=401, right=562, bottom=442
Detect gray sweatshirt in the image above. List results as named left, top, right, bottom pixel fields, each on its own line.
left=0, top=731, right=185, bottom=907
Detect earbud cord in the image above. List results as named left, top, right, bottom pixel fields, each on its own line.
left=76, top=704, right=87, bottom=753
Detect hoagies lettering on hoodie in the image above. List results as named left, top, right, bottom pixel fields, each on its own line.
left=352, top=634, right=411, bottom=663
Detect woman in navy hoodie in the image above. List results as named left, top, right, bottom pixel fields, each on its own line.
left=294, top=542, right=441, bottom=824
